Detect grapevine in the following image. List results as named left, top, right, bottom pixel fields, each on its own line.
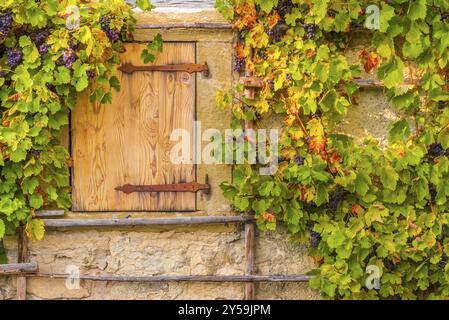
left=216, top=0, right=449, bottom=299
left=0, top=0, right=160, bottom=247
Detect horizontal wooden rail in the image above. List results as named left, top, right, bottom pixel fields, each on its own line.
left=0, top=262, right=38, bottom=275
left=136, top=22, right=233, bottom=30
left=25, top=273, right=311, bottom=283
left=35, top=210, right=65, bottom=218
left=354, top=79, right=418, bottom=88
left=43, top=216, right=255, bottom=229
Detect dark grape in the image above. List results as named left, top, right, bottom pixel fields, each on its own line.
left=45, top=82, right=56, bottom=93
left=329, top=191, right=345, bottom=212
left=307, top=226, right=321, bottom=249
left=312, top=109, right=322, bottom=119
left=286, top=73, right=292, bottom=81
left=101, top=17, right=120, bottom=41
left=294, top=155, right=305, bottom=165
left=7, top=48, right=23, bottom=68
left=0, top=70, right=6, bottom=78
left=0, top=10, right=13, bottom=39
left=276, top=0, right=294, bottom=17
left=38, top=44, right=49, bottom=54
left=30, top=149, right=41, bottom=159
left=61, top=49, right=77, bottom=68
left=0, top=11, right=13, bottom=28
left=303, top=23, right=317, bottom=39
left=392, top=229, right=399, bottom=234
left=258, top=51, right=268, bottom=60
left=428, top=143, right=445, bottom=157
left=407, top=236, right=415, bottom=244
left=86, top=69, right=96, bottom=80
left=429, top=184, right=437, bottom=202
left=33, top=29, right=50, bottom=45
left=441, top=12, right=449, bottom=21
left=267, top=21, right=286, bottom=44
left=255, top=112, right=263, bottom=121
left=438, top=252, right=447, bottom=268
left=234, top=57, right=245, bottom=73
left=438, top=101, right=447, bottom=109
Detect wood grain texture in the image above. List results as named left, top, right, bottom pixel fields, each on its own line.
left=244, top=222, right=255, bottom=300
left=16, top=226, right=28, bottom=300
left=72, top=43, right=196, bottom=211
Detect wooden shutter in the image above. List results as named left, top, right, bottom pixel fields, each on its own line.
left=72, top=43, right=196, bottom=212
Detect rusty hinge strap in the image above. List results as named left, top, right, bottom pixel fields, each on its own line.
left=116, top=182, right=210, bottom=194
left=119, top=62, right=209, bottom=76
left=115, top=175, right=210, bottom=195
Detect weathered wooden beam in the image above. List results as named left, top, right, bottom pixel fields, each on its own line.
left=43, top=215, right=255, bottom=229
left=25, top=273, right=311, bottom=283
left=354, top=79, right=418, bottom=88
left=35, top=210, right=65, bottom=218
left=244, top=222, right=255, bottom=300
left=16, top=226, right=28, bottom=300
left=136, top=22, right=233, bottom=30
left=0, top=262, right=38, bottom=275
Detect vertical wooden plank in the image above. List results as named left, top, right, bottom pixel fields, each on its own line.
left=16, top=226, right=28, bottom=300
left=72, top=43, right=196, bottom=211
left=244, top=222, right=255, bottom=300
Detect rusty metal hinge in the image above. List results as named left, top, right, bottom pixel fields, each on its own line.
left=115, top=175, right=210, bottom=195
left=119, top=62, right=210, bottom=77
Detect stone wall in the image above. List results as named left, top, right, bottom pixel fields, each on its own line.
left=1, top=8, right=392, bottom=300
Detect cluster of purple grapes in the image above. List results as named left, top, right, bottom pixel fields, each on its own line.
left=294, top=155, right=305, bottom=165
left=307, top=226, right=321, bottom=249
left=0, top=11, right=13, bottom=40
left=101, top=17, right=120, bottom=41
left=59, top=49, right=77, bottom=68
left=329, top=191, right=345, bottom=212
left=234, top=56, right=245, bottom=73
left=33, top=29, right=50, bottom=54
left=266, top=22, right=286, bottom=43
left=7, top=48, right=23, bottom=68
left=86, top=69, right=96, bottom=80
left=303, top=23, right=317, bottom=39
left=428, top=143, right=446, bottom=157
left=33, top=28, right=49, bottom=44
left=276, top=0, right=293, bottom=18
